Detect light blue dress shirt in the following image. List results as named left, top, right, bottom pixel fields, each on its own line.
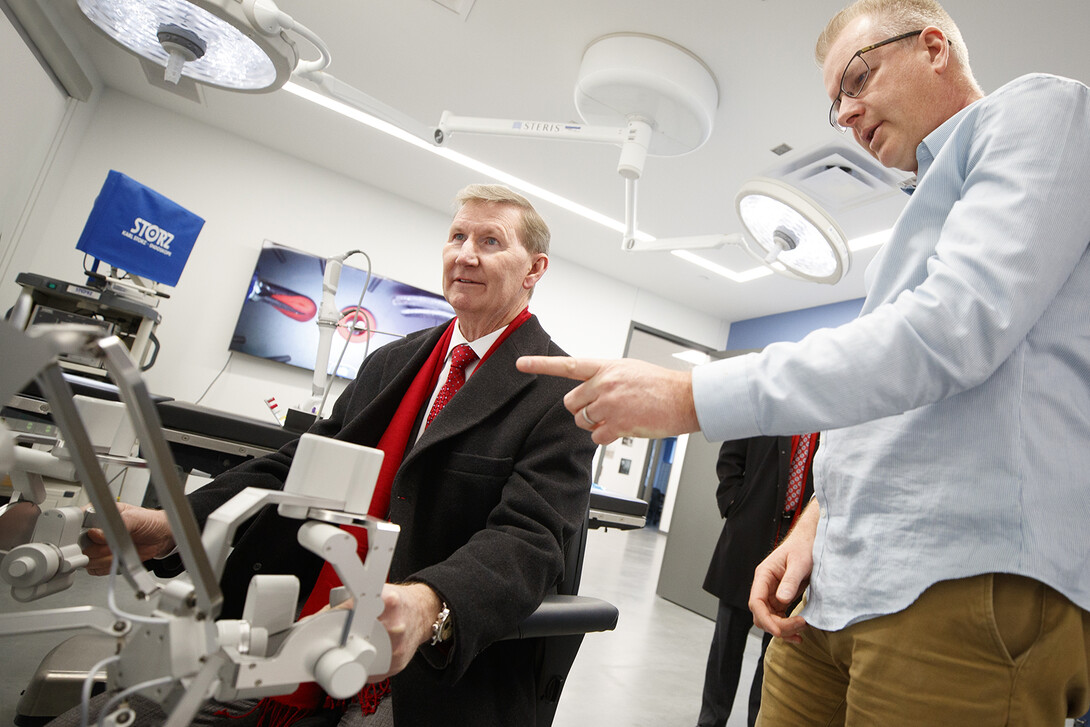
left=692, top=74, right=1090, bottom=629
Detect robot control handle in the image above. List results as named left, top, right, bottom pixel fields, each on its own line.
left=314, top=643, right=376, bottom=699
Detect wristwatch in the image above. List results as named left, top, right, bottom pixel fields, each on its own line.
left=430, top=602, right=453, bottom=646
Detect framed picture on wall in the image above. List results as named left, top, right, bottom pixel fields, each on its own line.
left=229, top=241, right=454, bottom=379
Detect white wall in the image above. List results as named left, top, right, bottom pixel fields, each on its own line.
left=0, top=16, right=99, bottom=298
left=657, top=433, right=689, bottom=533
left=594, top=435, right=649, bottom=494
left=5, top=88, right=729, bottom=423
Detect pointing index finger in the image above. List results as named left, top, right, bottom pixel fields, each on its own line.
left=516, top=355, right=603, bottom=382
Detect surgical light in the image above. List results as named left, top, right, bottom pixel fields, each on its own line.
left=736, top=178, right=850, bottom=284
left=76, top=0, right=301, bottom=91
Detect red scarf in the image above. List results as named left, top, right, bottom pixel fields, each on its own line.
left=249, top=309, right=531, bottom=726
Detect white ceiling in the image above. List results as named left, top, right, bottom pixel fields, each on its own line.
left=25, top=0, right=1090, bottom=323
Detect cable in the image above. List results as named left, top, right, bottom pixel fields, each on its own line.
left=107, top=550, right=167, bottom=626
left=194, top=352, right=232, bottom=405
left=140, top=332, right=161, bottom=371
left=82, top=254, right=107, bottom=286
left=103, top=466, right=128, bottom=508
left=317, top=250, right=372, bottom=418
left=79, top=654, right=121, bottom=727
left=87, top=548, right=182, bottom=727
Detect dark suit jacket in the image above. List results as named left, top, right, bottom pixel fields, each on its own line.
left=186, top=315, right=595, bottom=726
left=702, top=436, right=816, bottom=610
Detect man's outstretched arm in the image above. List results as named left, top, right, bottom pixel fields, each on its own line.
left=515, top=356, right=699, bottom=444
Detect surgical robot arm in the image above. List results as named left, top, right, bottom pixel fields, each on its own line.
left=0, top=323, right=397, bottom=726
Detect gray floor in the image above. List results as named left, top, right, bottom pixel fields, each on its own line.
left=0, top=526, right=760, bottom=726
left=554, top=527, right=760, bottom=727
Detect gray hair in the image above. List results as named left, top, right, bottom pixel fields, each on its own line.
left=454, top=184, right=550, bottom=256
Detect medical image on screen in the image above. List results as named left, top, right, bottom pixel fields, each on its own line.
left=229, top=242, right=454, bottom=378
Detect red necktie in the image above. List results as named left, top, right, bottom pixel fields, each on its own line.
left=426, top=344, right=477, bottom=427
left=784, top=432, right=814, bottom=513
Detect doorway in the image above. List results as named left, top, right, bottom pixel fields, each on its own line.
left=592, top=324, right=714, bottom=531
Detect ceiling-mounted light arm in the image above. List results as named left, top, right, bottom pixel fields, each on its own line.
left=435, top=112, right=629, bottom=149
left=624, top=233, right=743, bottom=253
left=436, top=111, right=654, bottom=245
left=435, top=112, right=653, bottom=177
left=625, top=178, right=853, bottom=285
left=623, top=176, right=639, bottom=249
left=619, top=120, right=653, bottom=247
left=243, top=0, right=330, bottom=75
left=290, top=71, right=438, bottom=144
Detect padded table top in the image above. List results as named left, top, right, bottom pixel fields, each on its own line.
left=156, top=400, right=296, bottom=452
left=588, top=486, right=648, bottom=530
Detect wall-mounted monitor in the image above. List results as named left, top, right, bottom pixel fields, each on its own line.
left=229, top=242, right=454, bottom=378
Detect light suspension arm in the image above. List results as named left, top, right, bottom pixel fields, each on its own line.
left=436, top=112, right=654, bottom=247
left=436, top=112, right=653, bottom=180
left=244, top=0, right=330, bottom=75
left=290, top=70, right=438, bottom=144
left=623, top=233, right=744, bottom=253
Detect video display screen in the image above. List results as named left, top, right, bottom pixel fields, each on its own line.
left=229, top=242, right=454, bottom=378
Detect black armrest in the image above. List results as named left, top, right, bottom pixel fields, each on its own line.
left=501, top=594, right=619, bottom=641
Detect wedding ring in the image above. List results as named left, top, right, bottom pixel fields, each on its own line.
left=580, top=406, right=598, bottom=427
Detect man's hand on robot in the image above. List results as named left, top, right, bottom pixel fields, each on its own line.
left=83, top=503, right=175, bottom=576
left=320, top=582, right=440, bottom=681
left=378, top=583, right=443, bottom=680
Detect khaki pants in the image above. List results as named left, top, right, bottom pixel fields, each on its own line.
left=756, top=573, right=1090, bottom=727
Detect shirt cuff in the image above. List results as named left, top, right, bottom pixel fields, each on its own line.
left=691, top=354, right=762, bottom=442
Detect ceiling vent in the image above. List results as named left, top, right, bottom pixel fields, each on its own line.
left=764, top=141, right=913, bottom=239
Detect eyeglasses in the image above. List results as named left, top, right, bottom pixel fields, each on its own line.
left=829, top=30, right=923, bottom=131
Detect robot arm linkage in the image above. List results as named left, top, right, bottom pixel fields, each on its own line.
left=0, top=324, right=398, bottom=724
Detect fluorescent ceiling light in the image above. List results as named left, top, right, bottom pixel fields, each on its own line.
left=283, top=81, right=652, bottom=242
left=670, top=250, right=773, bottom=283
left=672, top=350, right=711, bottom=366
left=848, top=228, right=891, bottom=250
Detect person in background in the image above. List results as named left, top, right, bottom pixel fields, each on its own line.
left=72, top=184, right=596, bottom=727
left=518, top=0, right=1090, bottom=722
left=697, top=434, right=817, bottom=727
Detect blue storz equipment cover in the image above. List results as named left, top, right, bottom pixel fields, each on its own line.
left=75, top=170, right=205, bottom=286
